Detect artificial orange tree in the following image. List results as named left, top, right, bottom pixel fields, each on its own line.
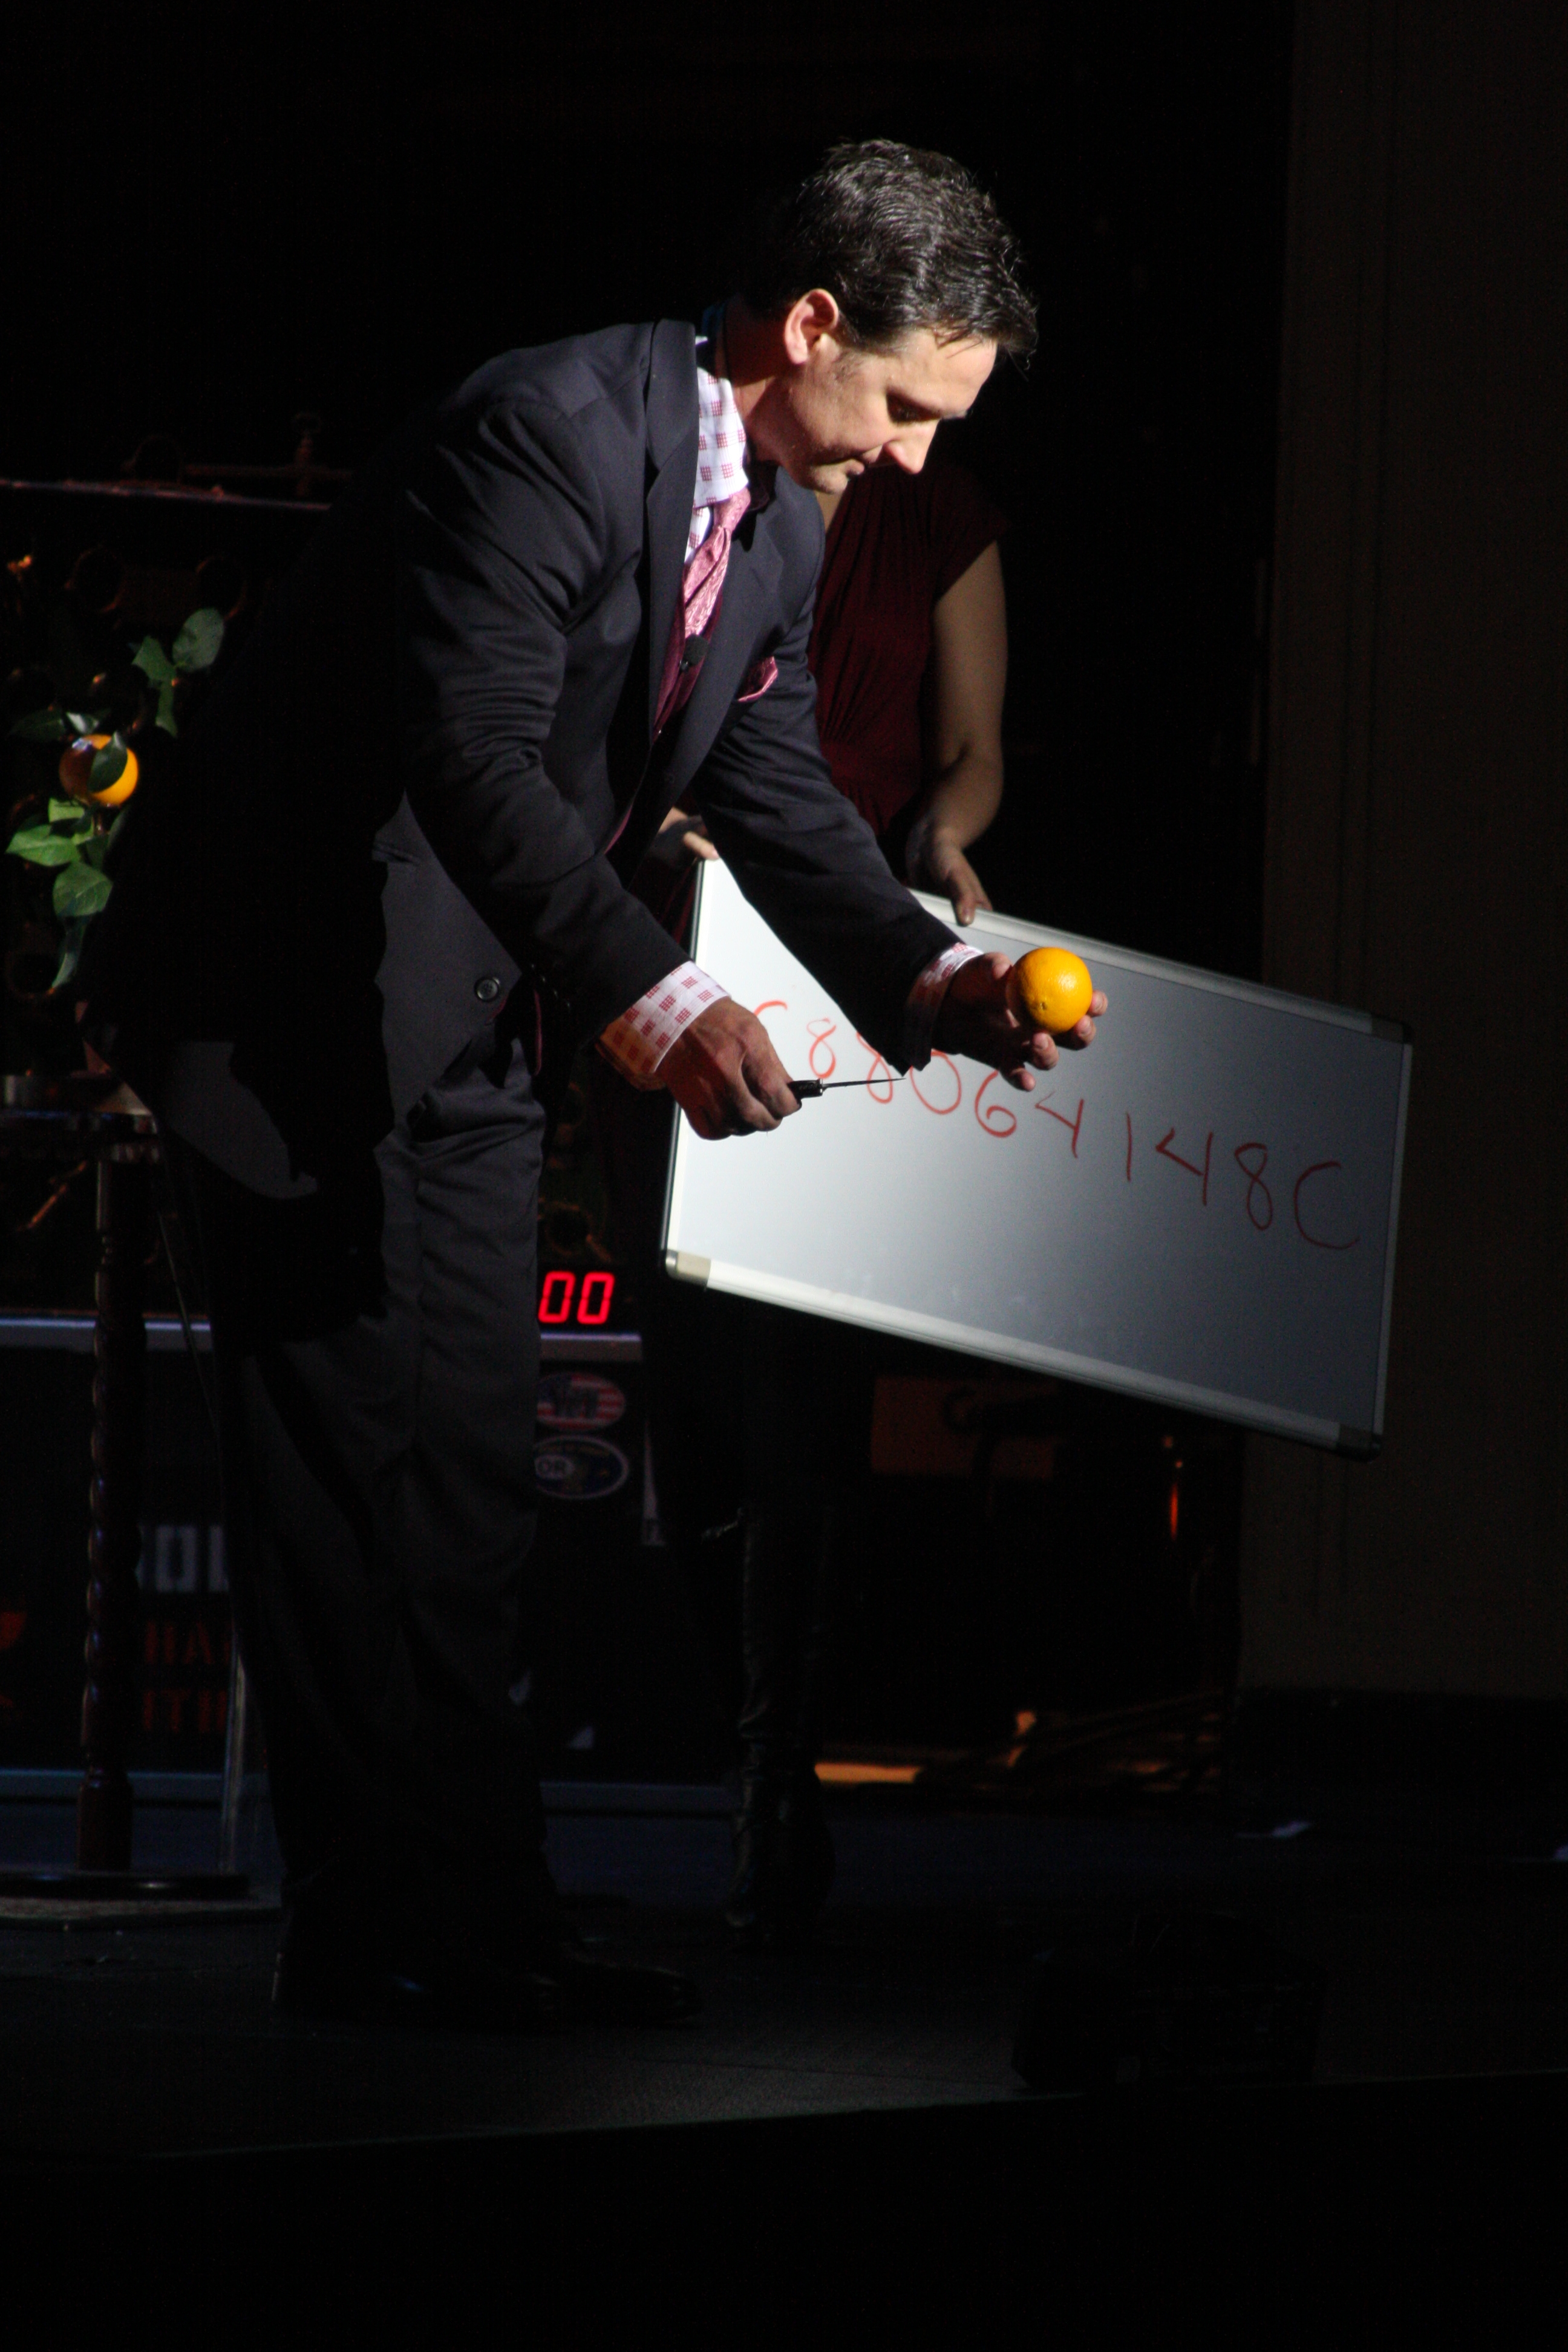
left=6, top=608, right=223, bottom=991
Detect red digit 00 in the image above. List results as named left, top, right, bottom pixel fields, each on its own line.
left=538, top=1270, right=575, bottom=1324
left=578, top=1272, right=615, bottom=1325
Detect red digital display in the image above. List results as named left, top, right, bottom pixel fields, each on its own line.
left=578, top=1271, right=615, bottom=1325
left=536, top=1270, right=618, bottom=1327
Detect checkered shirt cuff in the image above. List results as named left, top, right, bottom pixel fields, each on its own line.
left=598, top=962, right=730, bottom=1089
left=903, top=942, right=982, bottom=1067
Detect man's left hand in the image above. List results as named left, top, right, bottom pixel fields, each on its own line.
left=933, top=952, right=1108, bottom=1089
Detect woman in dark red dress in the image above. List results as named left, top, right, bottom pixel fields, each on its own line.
left=670, top=456, right=1008, bottom=919
left=648, top=456, right=1013, bottom=1945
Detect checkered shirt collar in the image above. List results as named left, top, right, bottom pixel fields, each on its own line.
left=690, top=304, right=773, bottom=557
left=693, top=361, right=747, bottom=514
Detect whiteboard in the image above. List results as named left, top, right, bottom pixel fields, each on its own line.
left=662, top=861, right=1411, bottom=1454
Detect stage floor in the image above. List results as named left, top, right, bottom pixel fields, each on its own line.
left=2, top=1790, right=1567, bottom=2164
left=3, top=1786, right=1565, bottom=2332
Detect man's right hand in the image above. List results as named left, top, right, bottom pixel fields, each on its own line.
left=660, top=999, right=801, bottom=1139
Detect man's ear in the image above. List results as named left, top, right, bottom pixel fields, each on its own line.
left=781, top=289, right=844, bottom=368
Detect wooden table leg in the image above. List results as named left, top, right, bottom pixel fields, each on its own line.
left=77, top=1152, right=150, bottom=1871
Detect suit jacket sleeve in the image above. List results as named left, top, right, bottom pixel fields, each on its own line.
left=690, top=579, right=958, bottom=1068
left=394, top=392, right=686, bottom=1037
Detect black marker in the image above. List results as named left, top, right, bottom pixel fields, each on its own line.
left=788, top=1077, right=906, bottom=1099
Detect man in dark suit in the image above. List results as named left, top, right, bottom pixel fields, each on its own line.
left=92, top=142, right=1099, bottom=2027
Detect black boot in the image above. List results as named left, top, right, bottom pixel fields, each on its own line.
left=724, top=1504, right=836, bottom=1947
left=725, top=1760, right=836, bottom=1947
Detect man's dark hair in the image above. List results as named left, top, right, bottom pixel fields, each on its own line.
left=740, top=140, right=1036, bottom=356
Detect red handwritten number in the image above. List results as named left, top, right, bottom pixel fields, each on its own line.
left=909, top=1053, right=962, bottom=1116
left=1293, top=1161, right=1360, bottom=1251
left=1156, top=1126, right=1214, bottom=1206
left=975, top=1070, right=1018, bottom=1138
left=806, top=1018, right=838, bottom=1080
left=578, top=1272, right=615, bottom=1325
left=1036, top=1092, right=1085, bottom=1157
left=854, top=1034, right=896, bottom=1104
left=753, top=1000, right=787, bottom=1019
left=1233, top=1142, right=1273, bottom=1231
left=538, top=1270, right=575, bottom=1324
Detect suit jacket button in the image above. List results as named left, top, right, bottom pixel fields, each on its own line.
left=474, top=975, right=503, bottom=1004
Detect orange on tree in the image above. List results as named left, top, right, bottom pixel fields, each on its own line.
left=1015, top=945, right=1094, bottom=1034
left=58, top=734, right=139, bottom=809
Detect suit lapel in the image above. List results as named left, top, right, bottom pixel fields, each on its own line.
left=659, top=501, right=784, bottom=800
left=644, top=323, right=699, bottom=742
left=602, top=324, right=696, bottom=817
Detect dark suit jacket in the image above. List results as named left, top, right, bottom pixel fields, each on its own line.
left=95, top=321, right=955, bottom=1195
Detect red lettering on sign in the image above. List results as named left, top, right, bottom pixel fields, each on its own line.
left=538, top=1270, right=575, bottom=1324
left=1293, top=1161, right=1360, bottom=1250
left=975, top=1071, right=1018, bottom=1138
left=1036, top=1091, right=1085, bottom=1157
left=1233, top=1142, right=1274, bottom=1231
left=1157, top=1126, right=1214, bottom=1206
left=854, top=1035, right=896, bottom=1103
left=910, top=1053, right=962, bottom=1116
left=578, top=1272, right=615, bottom=1325
left=806, top=1017, right=838, bottom=1080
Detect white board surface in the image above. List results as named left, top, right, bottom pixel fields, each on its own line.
left=662, top=861, right=1411, bottom=1453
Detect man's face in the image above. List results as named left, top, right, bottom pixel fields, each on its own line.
left=750, top=316, right=999, bottom=494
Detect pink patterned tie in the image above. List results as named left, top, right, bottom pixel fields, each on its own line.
left=653, top=487, right=751, bottom=737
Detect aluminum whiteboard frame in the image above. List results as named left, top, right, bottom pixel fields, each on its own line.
left=662, top=875, right=1413, bottom=1454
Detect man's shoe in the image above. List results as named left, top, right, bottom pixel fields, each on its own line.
left=275, top=1933, right=696, bottom=2031
left=272, top=1942, right=566, bottom=2031
left=552, top=1945, right=701, bottom=2026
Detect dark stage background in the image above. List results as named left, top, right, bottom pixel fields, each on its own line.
left=0, top=3, right=1293, bottom=1769
left=5, top=0, right=1290, bottom=971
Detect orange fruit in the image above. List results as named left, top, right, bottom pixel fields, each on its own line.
left=1016, top=945, right=1094, bottom=1033
left=57, top=733, right=139, bottom=809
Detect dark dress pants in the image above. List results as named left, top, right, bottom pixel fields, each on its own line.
left=170, top=1038, right=557, bottom=1978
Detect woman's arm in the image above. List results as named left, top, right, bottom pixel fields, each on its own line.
left=904, top=540, right=1008, bottom=924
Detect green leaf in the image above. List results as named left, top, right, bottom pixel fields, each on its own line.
left=155, top=681, right=178, bottom=735
left=53, top=863, right=113, bottom=920
left=65, top=711, right=96, bottom=734
left=80, top=834, right=108, bottom=870
left=8, top=708, right=70, bottom=743
left=88, top=739, right=128, bottom=794
left=105, top=808, right=129, bottom=853
left=131, top=635, right=177, bottom=685
left=171, top=607, right=224, bottom=671
left=7, top=826, right=85, bottom=866
left=47, top=797, right=91, bottom=824
left=51, top=918, right=89, bottom=995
